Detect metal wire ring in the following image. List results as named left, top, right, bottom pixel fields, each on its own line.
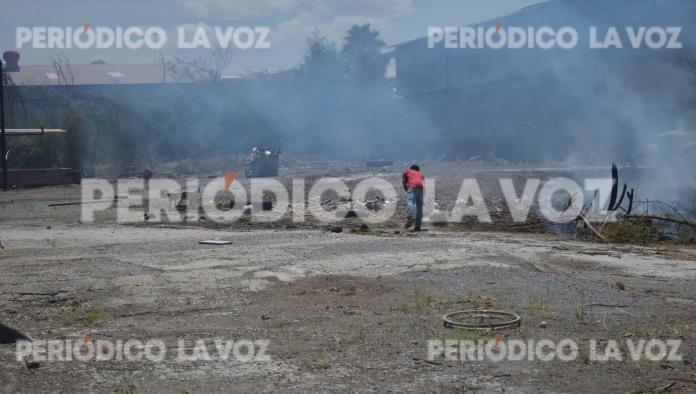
left=443, top=310, right=521, bottom=331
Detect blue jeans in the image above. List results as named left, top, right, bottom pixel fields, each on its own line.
left=407, top=188, right=424, bottom=230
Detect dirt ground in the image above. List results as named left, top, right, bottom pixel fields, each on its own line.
left=1, top=161, right=695, bottom=393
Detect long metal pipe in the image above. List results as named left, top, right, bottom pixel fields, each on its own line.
left=5, top=129, right=66, bottom=136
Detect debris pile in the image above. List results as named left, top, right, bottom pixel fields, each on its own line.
left=577, top=164, right=695, bottom=244
left=360, top=196, right=386, bottom=212
left=245, top=147, right=280, bottom=178
left=320, top=196, right=352, bottom=212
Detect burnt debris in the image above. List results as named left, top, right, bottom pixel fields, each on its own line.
left=608, top=163, right=634, bottom=215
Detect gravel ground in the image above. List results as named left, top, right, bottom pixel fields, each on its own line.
left=1, top=164, right=695, bottom=393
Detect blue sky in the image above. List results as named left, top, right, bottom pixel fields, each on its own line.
left=1, top=0, right=543, bottom=75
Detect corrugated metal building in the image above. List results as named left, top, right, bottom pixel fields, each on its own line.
left=393, top=0, right=696, bottom=96
left=388, top=0, right=696, bottom=161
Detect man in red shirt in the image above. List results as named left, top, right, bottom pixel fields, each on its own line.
left=402, top=164, right=425, bottom=231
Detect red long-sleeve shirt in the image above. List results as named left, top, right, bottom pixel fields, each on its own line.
left=402, top=169, right=424, bottom=190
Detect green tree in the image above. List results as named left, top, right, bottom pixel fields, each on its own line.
left=341, top=24, right=387, bottom=84
left=298, top=28, right=343, bottom=82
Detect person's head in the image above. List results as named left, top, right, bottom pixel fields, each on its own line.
left=410, top=164, right=420, bottom=171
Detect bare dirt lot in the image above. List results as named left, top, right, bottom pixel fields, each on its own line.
left=1, top=162, right=695, bottom=393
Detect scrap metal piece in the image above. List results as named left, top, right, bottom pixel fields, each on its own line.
left=199, top=240, right=233, bottom=245
left=245, top=147, right=279, bottom=178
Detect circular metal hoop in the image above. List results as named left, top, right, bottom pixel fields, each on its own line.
left=443, top=310, right=521, bottom=331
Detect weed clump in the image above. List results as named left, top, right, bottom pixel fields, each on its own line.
left=604, top=219, right=658, bottom=244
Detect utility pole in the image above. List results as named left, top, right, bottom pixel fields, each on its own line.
left=0, top=60, right=7, bottom=191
